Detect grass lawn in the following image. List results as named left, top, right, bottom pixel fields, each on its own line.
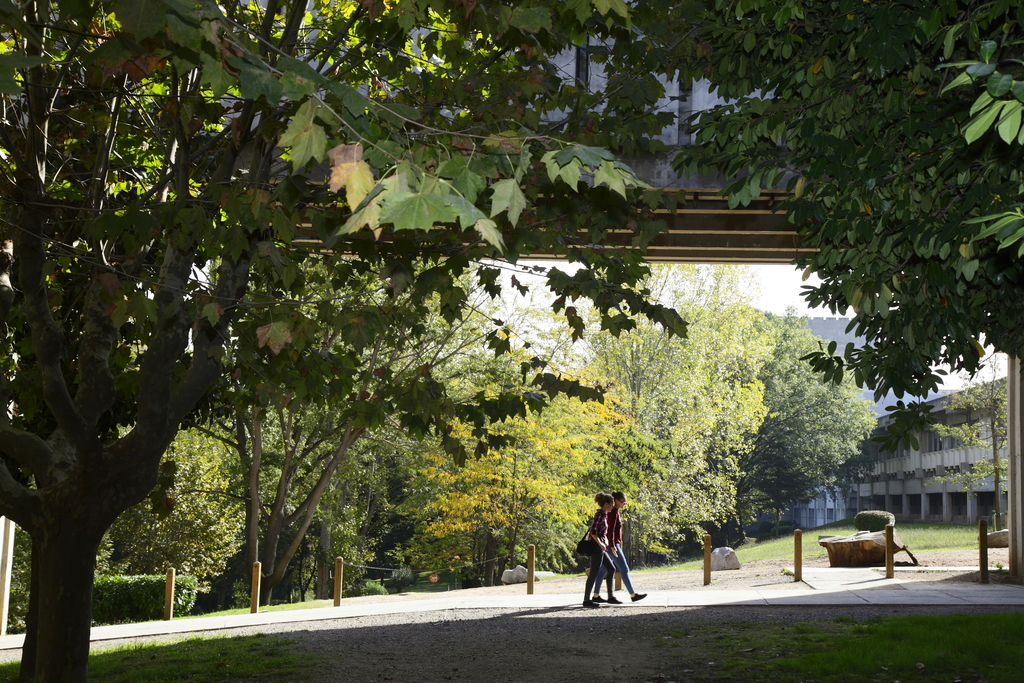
left=0, top=633, right=317, bottom=683
left=660, top=612, right=1024, bottom=682
left=654, top=521, right=982, bottom=571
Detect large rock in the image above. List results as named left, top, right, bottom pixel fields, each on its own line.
left=710, top=546, right=741, bottom=570
left=818, top=530, right=918, bottom=567
left=988, top=528, right=1009, bottom=548
left=500, top=565, right=528, bottom=584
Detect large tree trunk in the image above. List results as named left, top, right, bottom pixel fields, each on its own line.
left=32, top=518, right=103, bottom=683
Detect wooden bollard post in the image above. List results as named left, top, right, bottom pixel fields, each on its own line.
left=615, top=572, right=622, bottom=591
left=163, top=567, right=175, bottom=621
left=527, top=544, right=535, bottom=595
left=250, top=561, right=261, bottom=614
left=884, top=524, right=894, bottom=579
left=703, top=534, right=712, bottom=586
left=334, top=557, right=344, bottom=605
left=980, top=520, right=989, bottom=585
left=793, top=530, right=802, bottom=583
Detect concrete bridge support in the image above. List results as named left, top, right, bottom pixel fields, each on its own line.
left=1006, top=358, right=1024, bottom=578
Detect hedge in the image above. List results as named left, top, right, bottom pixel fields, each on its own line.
left=93, top=574, right=199, bottom=625
left=854, top=510, right=896, bottom=532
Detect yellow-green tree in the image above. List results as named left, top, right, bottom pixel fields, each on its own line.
left=404, top=397, right=623, bottom=584
left=587, top=265, right=773, bottom=557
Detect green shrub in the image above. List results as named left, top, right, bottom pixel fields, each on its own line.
left=350, top=580, right=389, bottom=597
left=854, top=510, right=895, bottom=532
left=390, top=567, right=414, bottom=592
left=93, top=574, right=199, bottom=625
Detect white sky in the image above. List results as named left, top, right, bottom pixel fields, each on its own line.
left=746, top=264, right=842, bottom=317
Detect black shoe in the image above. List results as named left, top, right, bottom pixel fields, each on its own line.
left=631, top=593, right=647, bottom=602
left=607, top=596, right=623, bottom=604
left=582, top=600, right=602, bottom=608
left=590, top=595, right=607, bottom=603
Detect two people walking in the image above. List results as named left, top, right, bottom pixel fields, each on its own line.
left=582, top=491, right=646, bottom=608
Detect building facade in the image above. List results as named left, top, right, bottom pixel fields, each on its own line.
left=854, top=389, right=1008, bottom=525
left=780, top=320, right=1007, bottom=528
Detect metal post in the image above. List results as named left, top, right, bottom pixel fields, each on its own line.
left=334, top=557, right=343, bottom=606
left=794, top=529, right=802, bottom=583
left=250, top=561, right=261, bottom=614
left=980, top=519, right=989, bottom=585
left=703, top=534, right=712, bottom=586
left=527, top=544, right=535, bottom=595
left=163, top=567, right=176, bottom=621
left=885, top=524, right=894, bottom=579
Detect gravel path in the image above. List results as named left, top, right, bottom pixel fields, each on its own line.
left=51, top=549, right=1020, bottom=682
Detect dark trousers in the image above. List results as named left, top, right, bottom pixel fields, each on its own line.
left=583, top=548, right=615, bottom=599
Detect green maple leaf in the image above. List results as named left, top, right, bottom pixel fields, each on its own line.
left=380, top=192, right=458, bottom=231
left=230, top=57, right=282, bottom=102
left=554, top=144, right=614, bottom=168
left=509, top=7, right=552, bottom=32
left=0, top=53, right=46, bottom=94
left=593, top=160, right=627, bottom=197
left=489, top=179, right=527, bottom=226
left=443, top=195, right=487, bottom=229
left=116, top=0, right=168, bottom=39
left=200, top=53, right=234, bottom=97
left=280, top=100, right=327, bottom=167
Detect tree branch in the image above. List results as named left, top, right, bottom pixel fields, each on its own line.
left=72, top=273, right=118, bottom=432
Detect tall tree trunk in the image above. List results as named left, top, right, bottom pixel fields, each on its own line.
left=33, top=519, right=103, bottom=683
left=483, top=532, right=497, bottom=587
left=244, top=408, right=262, bottom=571
left=316, top=520, right=331, bottom=599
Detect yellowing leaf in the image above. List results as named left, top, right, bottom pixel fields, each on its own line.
left=862, top=201, right=872, bottom=215
left=256, top=321, right=292, bottom=355
left=327, top=143, right=365, bottom=192
left=812, top=57, right=824, bottom=74
left=474, top=217, right=505, bottom=250
left=346, top=162, right=374, bottom=209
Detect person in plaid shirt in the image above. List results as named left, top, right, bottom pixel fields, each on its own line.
left=582, top=493, right=617, bottom=607
left=591, top=491, right=646, bottom=603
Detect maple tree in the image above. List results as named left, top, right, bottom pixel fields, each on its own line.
left=0, top=0, right=701, bottom=679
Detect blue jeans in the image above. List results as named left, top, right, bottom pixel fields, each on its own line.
left=593, top=544, right=635, bottom=595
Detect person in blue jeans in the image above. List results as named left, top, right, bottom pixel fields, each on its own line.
left=591, top=491, right=646, bottom=603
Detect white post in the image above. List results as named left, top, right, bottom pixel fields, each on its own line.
left=1006, top=358, right=1023, bottom=579
left=0, top=518, right=14, bottom=636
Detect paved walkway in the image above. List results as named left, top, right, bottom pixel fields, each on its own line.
left=2, top=567, right=1021, bottom=651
